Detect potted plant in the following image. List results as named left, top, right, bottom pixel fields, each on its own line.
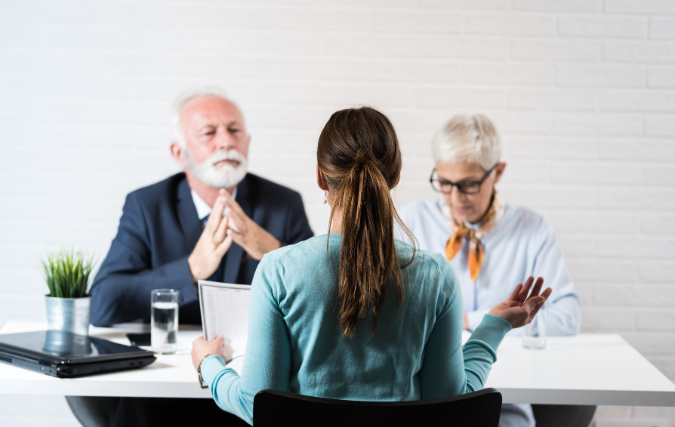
left=42, top=248, right=95, bottom=337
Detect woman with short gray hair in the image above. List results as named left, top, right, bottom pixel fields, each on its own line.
left=399, top=114, right=581, bottom=427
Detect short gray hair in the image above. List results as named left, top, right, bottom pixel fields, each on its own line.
left=171, top=86, right=233, bottom=147
left=431, top=114, right=501, bottom=171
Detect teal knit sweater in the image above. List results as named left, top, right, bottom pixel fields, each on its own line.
left=201, top=234, right=512, bottom=425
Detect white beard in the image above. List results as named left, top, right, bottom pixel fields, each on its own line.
left=183, top=147, right=248, bottom=188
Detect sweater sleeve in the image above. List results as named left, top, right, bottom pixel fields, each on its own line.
left=200, top=255, right=290, bottom=426
left=419, top=264, right=511, bottom=399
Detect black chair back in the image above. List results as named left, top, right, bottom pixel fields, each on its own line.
left=253, top=388, right=502, bottom=427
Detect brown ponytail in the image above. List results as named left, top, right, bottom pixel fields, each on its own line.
left=317, top=107, right=416, bottom=337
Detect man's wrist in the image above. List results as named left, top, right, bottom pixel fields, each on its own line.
left=187, top=255, right=197, bottom=283
left=251, top=230, right=281, bottom=260
left=187, top=255, right=203, bottom=283
left=262, top=236, right=281, bottom=258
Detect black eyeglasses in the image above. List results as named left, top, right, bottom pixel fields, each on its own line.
left=429, top=164, right=497, bottom=195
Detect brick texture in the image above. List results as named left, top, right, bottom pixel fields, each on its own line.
left=0, top=0, right=673, bottom=425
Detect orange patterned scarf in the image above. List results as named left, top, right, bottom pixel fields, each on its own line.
left=442, top=194, right=504, bottom=282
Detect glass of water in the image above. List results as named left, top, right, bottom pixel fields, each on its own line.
left=522, top=306, right=548, bottom=350
left=151, top=289, right=179, bottom=353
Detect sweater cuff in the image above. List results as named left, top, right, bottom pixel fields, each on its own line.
left=200, top=355, right=232, bottom=387
left=468, top=314, right=512, bottom=351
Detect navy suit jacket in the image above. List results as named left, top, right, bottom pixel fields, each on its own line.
left=90, top=173, right=314, bottom=326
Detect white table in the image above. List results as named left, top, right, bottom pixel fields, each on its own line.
left=1, top=321, right=674, bottom=407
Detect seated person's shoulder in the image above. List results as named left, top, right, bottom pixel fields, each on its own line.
left=397, top=241, right=460, bottom=292
left=258, top=235, right=328, bottom=271
left=126, top=173, right=186, bottom=208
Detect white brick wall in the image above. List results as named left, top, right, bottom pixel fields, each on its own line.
left=0, top=0, right=673, bottom=425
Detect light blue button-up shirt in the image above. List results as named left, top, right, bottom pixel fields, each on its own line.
left=398, top=199, right=581, bottom=427
left=398, top=198, right=581, bottom=336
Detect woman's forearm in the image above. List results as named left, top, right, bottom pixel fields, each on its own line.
left=200, top=355, right=254, bottom=425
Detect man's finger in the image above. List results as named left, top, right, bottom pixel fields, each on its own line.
left=225, top=206, right=246, bottom=231
left=228, top=229, right=246, bottom=248
left=222, top=191, right=246, bottom=217
left=206, top=196, right=225, bottom=233
left=216, top=233, right=234, bottom=256
left=224, top=202, right=248, bottom=232
left=226, top=211, right=241, bottom=233
left=213, top=216, right=229, bottom=243
left=211, top=195, right=227, bottom=223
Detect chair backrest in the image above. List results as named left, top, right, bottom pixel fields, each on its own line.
left=253, top=388, right=502, bottom=427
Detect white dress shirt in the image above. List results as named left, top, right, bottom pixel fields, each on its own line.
left=191, top=188, right=238, bottom=221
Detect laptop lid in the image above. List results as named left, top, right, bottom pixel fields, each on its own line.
left=0, top=330, right=156, bottom=377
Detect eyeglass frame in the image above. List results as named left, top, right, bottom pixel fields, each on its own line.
left=429, top=163, right=498, bottom=195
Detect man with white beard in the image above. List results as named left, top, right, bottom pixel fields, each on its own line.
left=90, top=88, right=314, bottom=327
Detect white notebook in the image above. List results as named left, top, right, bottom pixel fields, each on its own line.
left=198, top=280, right=251, bottom=360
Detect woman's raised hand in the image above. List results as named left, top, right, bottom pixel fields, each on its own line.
left=488, top=276, right=552, bottom=329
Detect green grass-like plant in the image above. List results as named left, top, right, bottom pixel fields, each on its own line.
left=42, top=248, right=95, bottom=299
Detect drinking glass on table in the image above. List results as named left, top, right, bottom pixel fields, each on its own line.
left=151, top=289, right=180, bottom=353
left=522, top=305, right=548, bottom=350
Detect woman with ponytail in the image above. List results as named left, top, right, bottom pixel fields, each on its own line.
left=191, top=107, right=552, bottom=426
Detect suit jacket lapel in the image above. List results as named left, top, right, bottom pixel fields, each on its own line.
left=176, top=177, right=202, bottom=254
left=223, top=175, right=252, bottom=284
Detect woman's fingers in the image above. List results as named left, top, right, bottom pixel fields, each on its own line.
left=524, top=295, right=545, bottom=314
left=525, top=287, right=553, bottom=319
left=517, top=276, right=534, bottom=302
left=528, top=277, right=545, bottom=299
left=507, top=283, right=523, bottom=301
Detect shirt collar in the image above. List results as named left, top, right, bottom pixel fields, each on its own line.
left=190, top=188, right=238, bottom=221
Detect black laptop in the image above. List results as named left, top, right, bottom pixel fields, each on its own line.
left=0, top=330, right=157, bottom=378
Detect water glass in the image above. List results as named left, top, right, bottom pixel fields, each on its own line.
left=522, top=306, right=548, bottom=350
left=151, top=289, right=179, bottom=353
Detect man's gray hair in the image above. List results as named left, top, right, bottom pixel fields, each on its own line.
left=431, top=114, right=501, bottom=171
left=171, top=86, right=233, bottom=147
